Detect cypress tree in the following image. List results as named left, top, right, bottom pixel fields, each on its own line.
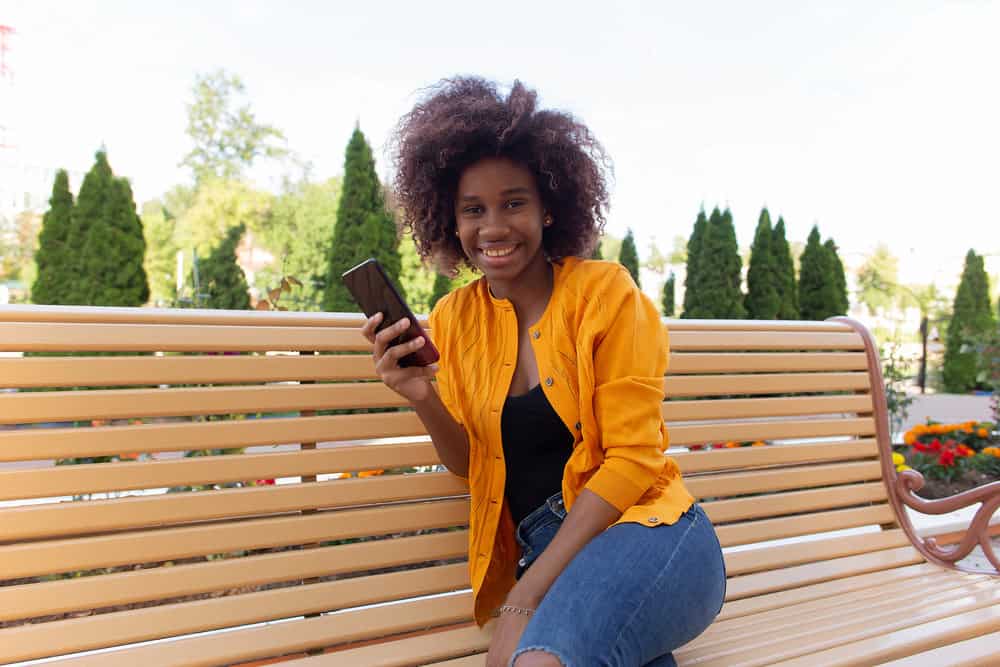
left=618, top=228, right=641, bottom=287
left=200, top=224, right=250, bottom=309
left=662, top=272, right=675, bottom=317
left=430, top=272, right=452, bottom=310
left=323, top=127, right=402, bottom=312
left=772, top=217, right=799, bottom=319
left=690, top=207, right=745, bottom=318
left=681, top=209, right=708, bottom=318
left=69, top=151, right=149, bottom=306
left=824, top=238, right=849, bottom=315
left=31, top=170, right=75, bottom=305
left=798, top=225, right=838, bottom=320
left=745, top=208, right=780, bottom=319
left=590, top=241, right=603, bottom=260
left=943, top=250, right=996, bottom=392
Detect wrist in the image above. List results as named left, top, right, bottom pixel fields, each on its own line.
left=504, top=582, right=544, bottom=609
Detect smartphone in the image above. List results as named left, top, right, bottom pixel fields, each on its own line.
left=341, top=258, right=440, bottom=367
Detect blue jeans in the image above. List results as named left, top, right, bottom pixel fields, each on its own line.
left=511, top=493, right=726, bottom=667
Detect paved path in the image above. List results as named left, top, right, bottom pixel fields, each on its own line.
left=896, top=393, right=994, bottom=436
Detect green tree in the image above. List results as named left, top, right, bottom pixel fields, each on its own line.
left=943, top=250, right=996, bottom=392
left=772, top=217, right=799, bottom=319
left=618, top=228, right=641, bottom=287
left=67, top=151, right=150, bottom=306
left=141, top=201, right=178, bottom=307
left=681, top=209, right=708, bottom=318
left=181, top=70, right=287, bottom=182
left=824, top=238, right=849, bottom=315
left=430, top=272, right=453, bottom=310
left=856, top=244, right=899, bottom=315
left=590, top=240, right=603, bottom=260
left=31, top=170, right=75, bottom=304
left=199, top=224, right=250, bottom=309
left=662, top=272, right=675, bottom=317
left=323, top=127, right=402, bottom=312
left=398, top=231, right=436, bottom=314
left=689, top=207, right=744, bottom=318
left=798, top=225, right=838, bottom=320
left=745, top=208, right=780, bottom=319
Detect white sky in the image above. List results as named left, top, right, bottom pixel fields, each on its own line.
left=2, top=1, right=998, bottom=288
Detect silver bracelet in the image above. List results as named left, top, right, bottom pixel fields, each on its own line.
left=492, top=604, right=535, bottom=618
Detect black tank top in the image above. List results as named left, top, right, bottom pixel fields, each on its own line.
left=500, top=384, right=575, bottom=527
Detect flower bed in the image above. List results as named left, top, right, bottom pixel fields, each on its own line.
left=895, top=420, right=999, bottom=498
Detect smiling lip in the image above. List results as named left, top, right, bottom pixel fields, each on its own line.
left=480, top=245, right=517, bottom=258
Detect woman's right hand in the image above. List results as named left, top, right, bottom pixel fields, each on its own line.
left=362, top=312, right=439, bottom=404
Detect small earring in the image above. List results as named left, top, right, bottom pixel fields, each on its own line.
left=544, top=215, right=553, bottom=227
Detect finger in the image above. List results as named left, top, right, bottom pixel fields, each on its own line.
left=360, top=312, right=383, bottom=342
left=385, top=335, right=426, bottom=363
left=372, top=317, right=408, bottom=359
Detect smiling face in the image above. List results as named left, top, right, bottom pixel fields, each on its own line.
left=454, top=157, right=550, bottom=289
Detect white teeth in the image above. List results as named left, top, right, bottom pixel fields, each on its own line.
left=482, top=246, right=516, bottom=258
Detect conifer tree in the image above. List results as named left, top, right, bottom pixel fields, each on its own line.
left=590, top=241, right=603, bottom=260
left=690, top=207, right=744, bottom=318
left=65, top=151, right=114, bottom=303
left=429, top=272, right=452, bottom=310
left=618, top=228, right=641, bottom=287
left=798, top=225, right=838, bottom=320
left=31, top=170, right=75, bottom=305
left=943, top=250, right=996, bottom=392
left=681, top=209, right=708, bottom=318
left=662, top=272, right=675, bottom=317
left=772, top=217, right=799, bottom=319
left=745, top=208, right=780, bottom=319
left=824, top=238, right=849, bottom=315
left=323, top=127, right=402, bottom=312
left=200, top=224, right=250, bottom=309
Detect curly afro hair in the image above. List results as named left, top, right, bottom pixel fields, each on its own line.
left=391, top=77, right=611, bottom=273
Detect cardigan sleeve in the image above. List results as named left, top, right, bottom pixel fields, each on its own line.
left=583, top=267, right=670, bottom=513
left=428, top=295, right=464, bottom=429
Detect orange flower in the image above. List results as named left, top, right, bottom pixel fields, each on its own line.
left=357, top=469, right=385, bottom=478
left=117, top=453, right=139, bottom=461
left=977, top=428, right=989, bottom=438
left=903, top=432, right=916, bottom=445
left=983, top=447, right=1000, bottom=458
left=956, top=445, right=974, bottom=458
left=751, top=440, right=766, bottom=447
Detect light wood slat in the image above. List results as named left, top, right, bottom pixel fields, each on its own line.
left=47, top=592, right=474, bottom=667
left=289, top=626, right=490, bottom=667
left=665, top=319, right=853, bottom=332
left=0, top=322, right=369, bottom=352
left=0, top=498, right=470, bottom=579
left=714, top=505, right=896, bottom=548
left=672, top=439, right=879, bottom=474
left=663, top=395, right=873, bottom=422
left=668, top=330, right=864, bottom=351
left=0, top=441, right=444, bottom=501
left=2, top=472, right=469, bottom=541
left=667, top=352, right=869, bottom=374
left=665, top=372, right=871, bottom=397
left=684, top=579, right=1000, bottom=663
left=0, top=354, right=376, bottom=388
left=427, top=656, right=486, bottom=667
left=0, top=412, right=426, bottom=462
left=1, top=530, right=469, bottom=622
left=723, top=529, right=910, bottom=577
left=878, top=629, right=1000, bottom=667
left=704, top=565, right=965, bottom=632
left=2, top=382, right=408, bottom=424
left=702, top=483, right=887, bottom=524
left=669, top=418, right=875, bottom=446
left=724, top=546, right=924, bottom=603
left=684, top=461, right=883, bottom=499
left=717, top=562, right=941, bottom=621
left=0, top=304, right=375, bottom=327
left=697, top=589, right=1000, bottom=667
left=0, top=566, right=471, bottom=664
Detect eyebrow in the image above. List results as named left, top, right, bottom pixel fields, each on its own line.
left=458, top=186, right=532, bottom=201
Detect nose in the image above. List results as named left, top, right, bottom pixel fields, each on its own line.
left=478, top=211, right=509, bottom=242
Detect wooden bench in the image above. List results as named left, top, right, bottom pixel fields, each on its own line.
left=1, top=305, right=997, bottom=666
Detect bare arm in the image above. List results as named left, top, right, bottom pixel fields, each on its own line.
left=411, top=389, right=470, bottom=478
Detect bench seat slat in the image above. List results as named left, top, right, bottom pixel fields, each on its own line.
left=0, top=498, right=470, bottom=579
left=5, top=591, right=474, bottom=667
left=0, top=529, right=469, bottom=623
left=289, top=625, right=490, bottom=667
left=684, top=460, right=883, bottom=499
left=668, top=330, right=864, bottom=351
left=714, top=505, right=896, bottom=548
left=878, top=629, right=1000, bottom=667
left=724, top=529, right=911, bottom=577
left=672, top=439, right=878, bottom=473
left=2, top=472, right=469, bottom=541
left=669, top=417, right=875, bottom=445
left=664, top=394, right=873, bottom=421
left=0, top=382, right=409, bottom=425
left=665, top=372, right=871, bottom=397
left=0, top=412, right=426, bottom=463
left=667, top=352, right=869, bottom=374
left=702, top=482, right=887, bottom=524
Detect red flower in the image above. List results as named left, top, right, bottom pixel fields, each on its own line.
left=938, top=450, right=956, bottom=467
left=688, top=444, right=704, bottom=451
left=255, top=478, right=276, bottom=486
left=929, top=439, right=942, bottom=453
left=956, top=445, right=975, bottom=457
left=913, top=442, right=929, bottom=453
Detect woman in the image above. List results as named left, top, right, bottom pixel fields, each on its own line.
left=362, top=77, right=726, bottom=667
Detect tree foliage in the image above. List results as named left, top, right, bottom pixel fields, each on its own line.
left=681, top=209, right=708, bottom=318
left=771, top=217, right=799, bottom=319
left=662, top=272, right=675, bottom=318
left=798, top=225, right=838, bottom=320
left=618, top=228, right=641, bottom=287
left=31, top=170, right=75, bottom=304
left=943, top=250, right=996, bottom=392
left=856, top=243, right=899, bottom=315
left=688, top=207, right=745, bottom=318
left=199, top=224, right=250, bottom=310
left=323, top=127, right=401, bottom=312
left=141, top=201, right=178, bottom=307
left=181, top=70, right=287, bottom=182
left=745, top=208, right=780, bottom=319
left=824, top=238, right=849, bottom=315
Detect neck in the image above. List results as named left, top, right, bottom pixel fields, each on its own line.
left=488, top=255, right=554, bottom=324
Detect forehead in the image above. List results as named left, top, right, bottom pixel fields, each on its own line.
left=456, top=157, right=536, bottom=197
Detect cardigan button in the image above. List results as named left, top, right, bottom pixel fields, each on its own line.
left=648, top=516, right=660, bottom=524
left=545, top=377, right=553, bottom=387
left=574, top=422, right=581, bottom=430
left=532, top=330, right=541, bottom=340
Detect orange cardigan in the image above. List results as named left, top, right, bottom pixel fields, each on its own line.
left=428, top=257, right=694, bottom=626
